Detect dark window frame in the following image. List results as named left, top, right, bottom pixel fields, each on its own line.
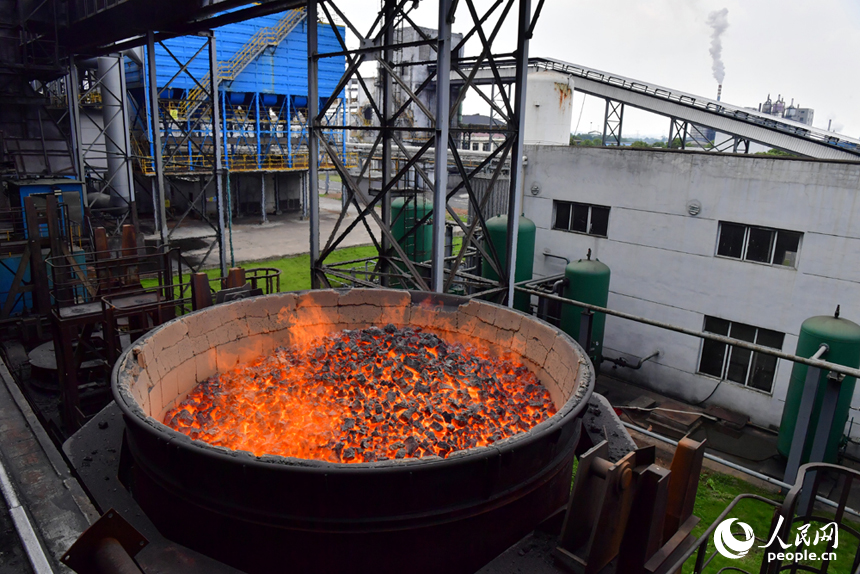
left=697, top=315, right=785, bottom=394
left=715, top=221, right=802, bottom=268
left=552, top=200, right=610, bottom=237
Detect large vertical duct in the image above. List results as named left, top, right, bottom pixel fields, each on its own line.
left=97, top=56, right=132, bottom=212
left=524, top=70, right=574, bottom=146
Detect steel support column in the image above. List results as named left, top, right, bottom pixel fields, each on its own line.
left=669, top=118, right=687, bottom=150
left=307, top=0, right=321, bottom=288
left=147, top=31, right=169, bottom=246
left=261, top=173, right=267, bottom=224
left=431, top=0, right=452, bottom=293
left=602, top=99, right=624, bottom=147
left=380, top=0, right=394, bottom=288
left=65, top=56, right=85, bottom=181
left=117, top=57, right=139, bottom=231
left=504, top=0, right=532, bottom=307
left=209, top=33, right=229, bottom=278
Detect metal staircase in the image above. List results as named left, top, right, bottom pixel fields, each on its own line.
left=182, top=8, right=307, bottom=117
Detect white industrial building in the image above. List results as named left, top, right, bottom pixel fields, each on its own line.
left=523, top=144, right=860, bottom=436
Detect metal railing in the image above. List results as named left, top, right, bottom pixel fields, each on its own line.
left=666, top=463, right=860, bottom=573
left=134, top=138, right=357, bottom=174
left=182, top=9, right=307, bottom=117
left=516, top=283, right=860, bottom=380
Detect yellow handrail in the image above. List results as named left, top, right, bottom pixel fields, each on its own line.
left=133, top=149, right=358, bottom=176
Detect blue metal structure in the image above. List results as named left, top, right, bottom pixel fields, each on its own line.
left=126, top=10, right=347, bottom=175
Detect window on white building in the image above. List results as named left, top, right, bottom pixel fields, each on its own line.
left=483, top=142, right=491, bottom=151
left=716, top=222, right=802, bottom=268
left=552, top=201, right=610, bottom=237
left=698, top=316, right=784, bottom=393
left=472, top=143, right=480, bottom=151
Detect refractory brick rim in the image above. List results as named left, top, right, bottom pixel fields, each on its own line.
left=112, top=289, right=594, bottom=470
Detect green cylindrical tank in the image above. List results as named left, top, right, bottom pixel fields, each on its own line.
left=561, top=255, right=610, bottom=365
left=481, top=215, right=536, bottom=313
left=777, top=314, right=860, bottom=464
left=391, top=197, right=433, bottom=263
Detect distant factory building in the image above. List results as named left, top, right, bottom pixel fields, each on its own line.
left=758, top=94, right=814, bottom=126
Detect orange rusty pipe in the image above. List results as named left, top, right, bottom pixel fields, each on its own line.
left=92, top=538, right=144, bottom=574
left=224, top=267, right=246, bottom=289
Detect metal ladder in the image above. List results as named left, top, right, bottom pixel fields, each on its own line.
left=182, top=8, right=307, bottom=117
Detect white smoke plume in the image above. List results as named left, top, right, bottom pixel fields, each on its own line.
left=706, top=8, right=729, bottom=84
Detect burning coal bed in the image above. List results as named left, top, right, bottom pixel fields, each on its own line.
left=164, top=324, right=556, bottom=463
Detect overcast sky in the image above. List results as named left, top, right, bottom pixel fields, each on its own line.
left=341, top=1, right=860, bottom=139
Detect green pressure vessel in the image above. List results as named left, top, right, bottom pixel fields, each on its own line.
left=777, top=314, right=860, bottom=464
left=561, top=255, right=610, bottom=365
left=391, top=197, right=433, bottom=263
left=481, top=215, right=536, bottom=312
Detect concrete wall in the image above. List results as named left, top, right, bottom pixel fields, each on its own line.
left=523, top=145, right=860, bottom=434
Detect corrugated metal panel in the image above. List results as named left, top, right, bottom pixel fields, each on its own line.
left=468, top=175, right=510, bottom=222
left=229, top=19, right=344, bottom=95
left=125, top=15, right=345, bottom=99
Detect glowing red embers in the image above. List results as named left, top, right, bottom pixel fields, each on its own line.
left=164, top=325, right=556, bottom=463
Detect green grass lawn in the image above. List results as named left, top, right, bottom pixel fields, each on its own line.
left=145, top=237, right=468, bottom=298
left=569, top=461, right=856, bottom=573
left=223, top=244, right=379, bottom=292
left=677, top=469, right=858, bottom=573
left=141, top=244, right=379, bottom=302
left=682, top=470, right=784, bottom=573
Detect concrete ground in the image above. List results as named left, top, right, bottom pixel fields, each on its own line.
left=156, top=195, right=380, bottom=268
left=0, top=358, right=97, bottom=573
left=146, top=175, right=477, bottom=269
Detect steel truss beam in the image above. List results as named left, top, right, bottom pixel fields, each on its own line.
left=602, top=99, right=624, bottom=147
left=308, top=0, right=538, bottom=307
left=48, top=54, right=139, bottom=236
left=669, top=119, right=751, bottom=154
left=669, top=118, right=687, bottom=150
left=144, top=31, right=230, bottom=276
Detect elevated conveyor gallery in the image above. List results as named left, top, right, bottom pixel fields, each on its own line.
left=458, top=56, right=860, bottom=160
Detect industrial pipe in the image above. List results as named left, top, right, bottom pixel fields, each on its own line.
left=97, top=56, right=133, bottom=212
left=92, top=538, right=144, bottom=574
left=537, top=278, right=566, bottom=324
left=543, top=252, right=571, bottom=265
left=515, top=286, right=860, bottom=380
left=622, top=421, right=860, bottom=518
left=349, top=141, right=497, bottom=159
left=603, top=350, right=660, bottom=370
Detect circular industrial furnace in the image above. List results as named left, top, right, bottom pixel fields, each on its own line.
left=112, top=289, right=594, bottom=574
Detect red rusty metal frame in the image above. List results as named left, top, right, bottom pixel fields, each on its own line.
left=555, top=437, right=707, bottom=574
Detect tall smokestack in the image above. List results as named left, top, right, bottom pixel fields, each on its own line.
left=716, top=84, right=722, bottom=102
